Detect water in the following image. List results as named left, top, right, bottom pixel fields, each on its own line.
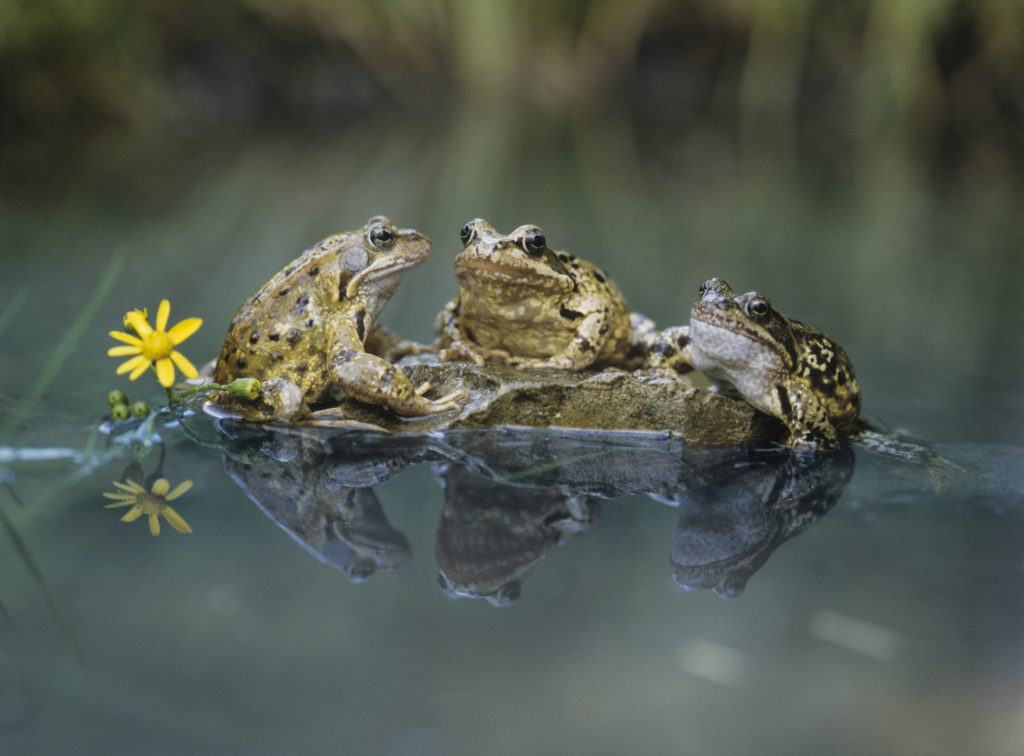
left=1, top=110, right=1023, bottom=754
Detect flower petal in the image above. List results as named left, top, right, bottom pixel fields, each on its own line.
left=124, top=312, right=153, bottom=337
left=129, top=358, right=153, bottom=381
left=116, top=355, right=148, bottom=375
left=149, top=514, right=161, bottom=536
left=156, top=300, right=171, bottom=332
left=150, top=478, right=170, bottom=496
left=121, top=506, right=144, bottom=522
left=165, top=479, right=193, bottom=501
left=155, top=358, right=175, bottom=387
left=109, top=331, right=143, bottom=346
left=170, top=350, right=199, bottom=379
left=103, top=492, right=135, bottom=501
left=104, top=502, right=133, bottom=509
left=167, top=317, right=202, bottom=345
left=162, top=505, right=192, bottom=533
left=107, top=345, right=141, bottom=357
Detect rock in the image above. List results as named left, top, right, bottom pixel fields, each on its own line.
left=302, top=354, right=786, bottom=445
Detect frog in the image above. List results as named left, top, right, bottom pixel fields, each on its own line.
left=436, top=219, right=654, bottom=371
left=213, top=216, right=467, bottom=421
left=648, top=278, right=866, bottom=450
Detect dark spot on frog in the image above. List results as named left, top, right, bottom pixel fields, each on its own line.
left=652, top=343, right=677, bottom=359
left=578, top=337, right=593, bottom=352
left=333, top=348, right=361, bottom=364
left=627, top=342, right=648, bottom=360
left=598, top=324, right=609, bottom=336
left=776, top=385, right=792, bottom=417
left=277, top=288, right=290, bottom=297
left=306, top=319, right=315, bottom=328
left=355, top=309, right=367, bottom=342
left=560, top=306, right=583, bottom=320
left=269, top=333, right=280, bottom=342
left=249, top=331, right=260, bottom=344
left=570, top=261, right=580, bottom=269
left=295, top=363, right=308, bottom=374
left=285, top=265, right=296, bottom=276
left=308, top=266, right=320, bottom=277
left=676, top=333, right=690, bottom=348
left=464, top=325, right=477, bottom=343
left=235, top=357, right=248, bottom=369
left=294, top=293, right=309, bottom=314
left=593, top=271, right=606, bottom=284
left=558, top=253, right=571, bottom=263
left=287, top=328, right=302, bottom=346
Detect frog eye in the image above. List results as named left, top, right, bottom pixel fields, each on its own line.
left=368, top=223, right=396, bottom=249
left=521, top=229, right=547, bottom=259
left=460, top=222, right=477, bottom=246
left=747, top=297, right=771, bottom=317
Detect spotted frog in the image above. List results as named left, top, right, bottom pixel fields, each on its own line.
left=214, top=217, right=467, bottom=421
left=437, top=219, right=651, bottom=371
left=650, top=278, right=865, bottom=449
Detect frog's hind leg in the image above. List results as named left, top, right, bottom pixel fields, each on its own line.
left=644, top=325, right=694, bottom=375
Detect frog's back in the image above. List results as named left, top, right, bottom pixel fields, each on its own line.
left=790, top=319, right=863, bottom=435
left=213, top=239, right=343, bottom=394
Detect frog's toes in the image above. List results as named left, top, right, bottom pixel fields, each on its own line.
left=262, top=378, right=308, bottom=421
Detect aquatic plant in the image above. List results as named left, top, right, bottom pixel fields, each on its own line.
left=108, top=299, right=202, bottom=388
left=102, top=477, right=193, bottom=536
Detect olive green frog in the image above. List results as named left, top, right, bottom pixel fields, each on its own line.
left=649, top=278, right=865, bottom=449
left=214, top=216, right=467, bottom=421
left=437, top=219, right=652, bottom=371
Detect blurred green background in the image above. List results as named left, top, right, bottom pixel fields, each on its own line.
left=3, top=0, right=1022, bottom=170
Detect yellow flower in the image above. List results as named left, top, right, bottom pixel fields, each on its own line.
left=108, top=300, right=202, bottom=388
left=102, top=477, right=193, bottom=536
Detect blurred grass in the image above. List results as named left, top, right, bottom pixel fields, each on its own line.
left=1, top=0, right=1022, bottom=166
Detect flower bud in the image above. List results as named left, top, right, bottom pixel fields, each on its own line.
left=227, top=377, right=262, bottom=401
left=131, top=401, right=150, bottom=417
left=107, top=389, right=129, bottom=407
left=111, top=403, right=131, bottom=421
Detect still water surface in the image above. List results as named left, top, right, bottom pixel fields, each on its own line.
left=1, top=111, right=1022, bottom=754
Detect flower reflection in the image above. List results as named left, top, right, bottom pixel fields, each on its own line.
left=103, top=477, right=193, bottom=535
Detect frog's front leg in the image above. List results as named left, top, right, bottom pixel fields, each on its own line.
left=644, top=325, right=694, bottom=375
left=770, top=381, right=838, bottom=451
left=328, top=314, right=466, bottom=417
left=436, top=298, right=489, bottom=366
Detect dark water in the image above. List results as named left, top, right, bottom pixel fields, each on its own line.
left=1, top=111, right=1023, bottom=754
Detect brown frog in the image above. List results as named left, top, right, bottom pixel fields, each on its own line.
left=649, top=278, right=865, bottom=450
left=214, top=216, right=467, bottom=421
left=436, top=219, right=652, bottom=371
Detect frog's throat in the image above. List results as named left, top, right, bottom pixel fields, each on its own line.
left=345, top=257, right=425, bottom=300
left=689, top=309, right=785, bottom=356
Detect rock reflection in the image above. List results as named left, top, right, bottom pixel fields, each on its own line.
left=216, top=423, right=853, bottom=598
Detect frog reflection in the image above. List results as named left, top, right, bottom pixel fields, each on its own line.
left=218, top=421, right=444, bottom=581
left=433, top=463, right=602, bottom=606
left=668, top=443, right=855, bottom=597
